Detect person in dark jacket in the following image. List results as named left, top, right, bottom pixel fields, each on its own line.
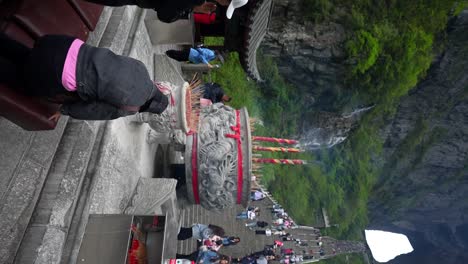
left=85, top=0, right=233, bottom=23
left=0, top=34, right=168, bottom=121
left=201, top=82, right=231, bottom=104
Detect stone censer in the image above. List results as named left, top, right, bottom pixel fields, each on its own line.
left=133, top=81, right=303, bottom=211
left=184, top=104, right=252, bottom=211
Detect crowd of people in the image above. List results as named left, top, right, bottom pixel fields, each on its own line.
left=230, top=189, right=324, bottom=264
left=172, top=189, right=324, bottom=264
left=176, top=224, right=240, bottom=263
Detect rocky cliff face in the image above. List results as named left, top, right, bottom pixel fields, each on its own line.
left=263, top=0, right=360, bottom=148
left=265, top=2, right=468, bottom=263
left=262, top=0, right=348, bottom=111
left=368, top=12, right=468, bottom=264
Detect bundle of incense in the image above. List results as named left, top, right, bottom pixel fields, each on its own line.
left=252, top=136, right=299, bottom=145
left=251, top=182, right=260, bottom=189
left=252, top=158, right=307, bottom=165
left=251, top=173, right=263, bottom=180
left=253, top=146, right=303, bottom=153
left=252, top=170, right=263, bottom=174
left=185, top=74, right=203, bottom=132
left=252, top=163, right=263, bottom=172
left=252, top=141, right=261, bottom=147
left=249, top=117, right=257, bottom=133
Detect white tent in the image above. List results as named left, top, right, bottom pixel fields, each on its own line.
left=365, top=230, right=414, bottom=263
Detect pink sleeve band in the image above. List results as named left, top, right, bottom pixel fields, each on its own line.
left=61, top=39, right=85, bottom=92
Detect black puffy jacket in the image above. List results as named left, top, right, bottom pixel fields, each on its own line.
left=61, top=43, right=168, bottom=120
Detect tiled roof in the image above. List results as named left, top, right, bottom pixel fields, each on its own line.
left=240, top=0, right=273, bottom=81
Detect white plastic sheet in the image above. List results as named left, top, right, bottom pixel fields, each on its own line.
left=365, top=230, right=414, bottom=262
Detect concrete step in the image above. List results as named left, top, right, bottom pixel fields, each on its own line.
left=124, top=9, right=155, bottom=77
left=86, top=6, right=113, bottom=47
left=0, top=117, right=68, bottom=264
left=14, top=120, right=101, bottom=264
left=59, top=121, right=108, bottom=264
left=99, top=5, right=138, bottom=53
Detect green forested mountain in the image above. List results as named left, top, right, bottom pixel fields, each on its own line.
left=209, top=1, right=468, bottom=263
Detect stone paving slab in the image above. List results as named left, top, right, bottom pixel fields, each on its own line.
left=154, top=54, right=186, bottom=86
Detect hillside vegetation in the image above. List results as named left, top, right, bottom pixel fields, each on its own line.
left=206, top=2, right=465, bottom=262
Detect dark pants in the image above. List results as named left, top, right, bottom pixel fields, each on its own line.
left=176, top=251, right=198, bottom=261
left=166, top=49, right=190, bottom=62
left=0, top=34, right=76, bottom=98
left=177, top=227, right=193, bottom=240
left=0, top=34, right=30, bottom=87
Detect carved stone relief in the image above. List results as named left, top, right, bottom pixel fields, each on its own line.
left=197, top=103, right=238, bottom=210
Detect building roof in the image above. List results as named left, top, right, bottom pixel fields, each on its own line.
left=240, top=0, right=274, bottom=81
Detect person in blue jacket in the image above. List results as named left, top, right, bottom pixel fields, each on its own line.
left=166, top=47, right=221, bottom=68
left=221, top=236, right=240, bottom=246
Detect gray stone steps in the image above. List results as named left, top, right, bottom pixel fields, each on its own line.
left=14, top=120, right=101, bottom=264
left=59, top=121, right=109, bottom=264
left=86, top=7, right=113, bottom=47
left=99, top=5, right=138, bottom=54
left=124, top=9, right=155, bottom=77
left=0, top=117, right=68, bottom=264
